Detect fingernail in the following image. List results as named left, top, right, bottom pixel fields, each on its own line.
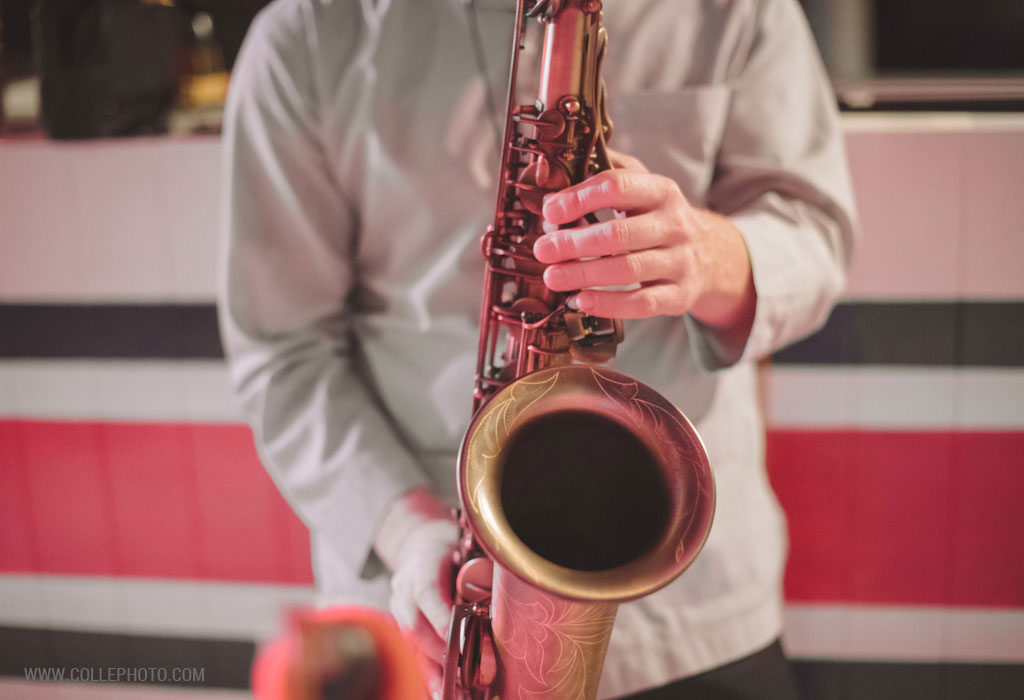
left=566, top=295, right=579, bottom=311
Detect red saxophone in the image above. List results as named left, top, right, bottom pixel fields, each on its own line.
left=442, top=3, right=716, bottom=698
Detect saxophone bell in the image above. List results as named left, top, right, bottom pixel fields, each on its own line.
left=455, top=365, right=714, bottom=700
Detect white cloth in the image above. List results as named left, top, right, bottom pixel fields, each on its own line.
left=218, top=0, right=856, bottom=696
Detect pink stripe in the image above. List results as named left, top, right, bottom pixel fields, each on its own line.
left=3, top=421, right=1023, bottom=607
left=0, top=420, right=312, bottom=584
left=768, top=430, right=1024, bottom=608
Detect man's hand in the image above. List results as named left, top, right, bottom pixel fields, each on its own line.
left=533, top=151, right=756, bottom=335
left=376, top=488, right=459, bottom=698
left=386, top=520, right=456, bottom=644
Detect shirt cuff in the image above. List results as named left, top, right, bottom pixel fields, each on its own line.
left=314, top=448, right=431, bottom=579
left=685, top=203, right=843, bottom=372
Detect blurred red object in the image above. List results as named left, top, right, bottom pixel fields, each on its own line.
left=252, top=607, right=426, bottom=700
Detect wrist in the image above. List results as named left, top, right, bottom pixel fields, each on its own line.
left=689, top=209, right=756, bottom=334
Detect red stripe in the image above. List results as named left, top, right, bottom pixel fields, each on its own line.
left=3, top=421, right=1023, bottom=608
left=767, top=430, right=1024, bottom=608
left=0, top=420, right=312, bottom=584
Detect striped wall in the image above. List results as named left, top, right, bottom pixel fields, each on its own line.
left=2, top=114, right=1023, bottom=698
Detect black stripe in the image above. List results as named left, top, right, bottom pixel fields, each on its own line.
left=1, top=301, right=1021, bottom=366
left=0, top=304, right=223, bottom=359
left=793, top=658, right=1024, bottom=700
left=772, top=301, right=1024, bottom=367
left=0, top=626, right=252, bottom=689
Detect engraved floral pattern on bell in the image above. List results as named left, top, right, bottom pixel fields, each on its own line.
left=491, top=566, right=617, bottom=700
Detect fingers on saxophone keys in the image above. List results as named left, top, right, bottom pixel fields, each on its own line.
left=574, top=285, right=679, bottom=319
left=542, top=170, right=669, bottom=224
left=534, top=214, right=662, bottom=263
left=542, top=248, right=675, bottom=292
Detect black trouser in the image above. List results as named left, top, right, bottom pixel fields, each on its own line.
left=617, top=640, right=803, bottom=700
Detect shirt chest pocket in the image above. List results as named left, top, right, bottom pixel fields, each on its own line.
left=609, top=85, right=731, bottom=207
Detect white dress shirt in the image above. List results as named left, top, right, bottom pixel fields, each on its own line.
left=218, top=0, right=856, bottom=696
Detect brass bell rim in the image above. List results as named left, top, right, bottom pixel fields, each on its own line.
left=457, top=365, right=716, bottom=604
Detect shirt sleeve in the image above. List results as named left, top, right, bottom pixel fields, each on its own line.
left=217, top=4, right=429, bottom=576
left=686, top=0, right=858, bottom=370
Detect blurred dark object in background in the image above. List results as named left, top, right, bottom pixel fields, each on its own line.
left=876, top=0, right=1024, bottom=73
left=1, top=0, right=34, bottom=78
left=169, top=7, right=230, bottom=135
left=799, top=0, right=1024, bottom=111
left=189, top=0, right=271, bottom=72
left=33, top=0, right=187, bottom=139
left=0, top=0, right=271, bottom=138
left=1, top=0, right=38, bottom=130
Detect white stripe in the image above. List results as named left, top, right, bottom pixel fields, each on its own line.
left=0, top=575, right=313, bottom=642
left=842, top=111, right=1024, bottom=133
left=0, top=360, right=241, bottom=423
left=4, top=361, right=1023, bottom=430
left=842, top=124, right=1024, bottom=300
left=0, top=138, right=219, bottom=303
left=784, top=603, right=1024, bottom=664
left=765, top=366, right=1024, bottom=429
left=4, top=126, right=1024, bottom=303
left=2, top=576, right=1021, bottom=666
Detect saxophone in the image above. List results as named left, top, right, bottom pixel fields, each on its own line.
left=442, top=2, right=715, bottom=698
